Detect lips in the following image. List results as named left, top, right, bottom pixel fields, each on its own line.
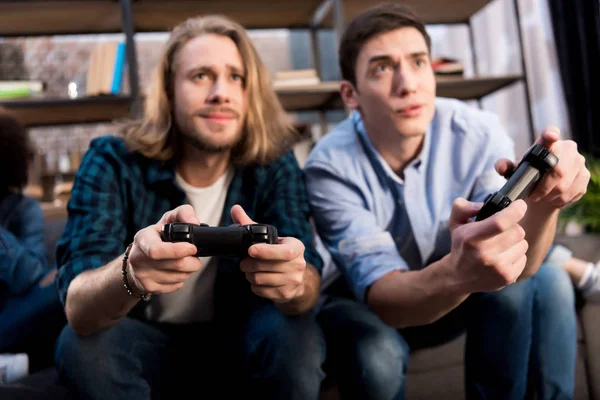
left=202, top=112, right=236, bottom=121
left=397, top=104, right=423, bottom=117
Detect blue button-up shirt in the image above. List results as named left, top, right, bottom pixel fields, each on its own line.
left=305, top=98, right=515, bottom=301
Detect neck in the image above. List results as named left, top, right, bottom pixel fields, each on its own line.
left=364, top=122, right=424, bottom=179
left=177, top=145, right=231, bottom=188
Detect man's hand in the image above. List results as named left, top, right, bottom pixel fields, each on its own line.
left=445, top=197, right=529, bottom=294
left=127, top=205, right=203, bottom=295
left=495, top=126, right=590, bottom=209
left=231, top=204, right=307, bottom=303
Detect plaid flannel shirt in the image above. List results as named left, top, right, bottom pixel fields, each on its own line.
left=55, top=136, right=322, bottom=319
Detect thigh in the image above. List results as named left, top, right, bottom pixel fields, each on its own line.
left=221, top=302, right=326, bottom=399
left=55, top=317, right=171, bottom=400
left=318, top=296, right=409, bottom=400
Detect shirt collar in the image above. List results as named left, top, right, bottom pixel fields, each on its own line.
left=352, top=110, right=433, bottom=183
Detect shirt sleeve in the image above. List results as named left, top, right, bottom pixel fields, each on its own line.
left=305, top=160, right=408, bottom=302
left=55, top=139, right=128, bottom=306
left=0, top=198, right=48, bottom=298
left=259, top=152, right=323, bottom=273
left=470, top=116, right=517, bottom=203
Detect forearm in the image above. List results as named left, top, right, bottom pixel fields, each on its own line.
left=276, top=263, right=321, bottom=315
left=64, top=256, right=140, bottom=336
left=518, top=201, right=559, bottom=279
left=367, top=256, right=469, bottom=328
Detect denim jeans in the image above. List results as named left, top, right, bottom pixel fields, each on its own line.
left=55, top=303, right=326, bottom=400
left=318, top=263, right=576, bottom=400
left=0, top=282, right=66, bottom=372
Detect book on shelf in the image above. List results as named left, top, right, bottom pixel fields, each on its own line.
left=86, top=41, right=126, bottom=97
left=431, top=57, right=464, bottom=76
left=0, top=80, right=46, bottom=99
left=273, top=68, right=321, bottom=88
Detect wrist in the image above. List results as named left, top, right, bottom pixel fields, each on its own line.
left=121, top=244, right=151, bottom=301
left=433, top=254, right=470, bottom=298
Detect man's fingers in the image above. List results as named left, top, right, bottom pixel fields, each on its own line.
left=471, top=200, right=527, bottom=239
left=494, top=159, right=516, bottom=179
left=247, top=237, right=304, bottom=261
left=449, top=198, right=483, bottom=232
left=159, top=204, right=200, bottom=226
left=133, top=228, right=197, bottom=260
left=245, top=271, right=286, bottom=287
left=534, top=125, right=560, bottom=149
left=230, top=204, right=256, bottom=226
left=144, top=255, right=203, bottom=273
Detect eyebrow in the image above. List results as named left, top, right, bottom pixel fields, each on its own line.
left=185, top=64, right=246, bottom=76
left=367, top=51, right=429, bottom=65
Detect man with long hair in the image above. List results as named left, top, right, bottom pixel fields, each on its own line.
left=54, top=16, right=325, bottom=399
left=306, top=3, right=589, bottom=399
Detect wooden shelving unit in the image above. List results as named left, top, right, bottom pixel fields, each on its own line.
left=0, top=1, right=123, bottom=37
left=0, top=0, right=525, bottom=127
left=131, top=0, right=324, bottom=31
left=1, top=96, right=133, bottom=127
left=320, top=0, right=493, bottom=27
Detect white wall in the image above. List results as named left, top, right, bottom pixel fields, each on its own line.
left=428, top=0, right=570, bottom=156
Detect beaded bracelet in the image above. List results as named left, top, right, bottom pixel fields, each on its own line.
left=121, top=243, right=151, bottom=301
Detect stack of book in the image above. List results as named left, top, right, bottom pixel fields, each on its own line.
left=431, top=57, right=464, bottom=77
left=273, top=69, right=321, bottom=89
left=86, top=41, right=126, bottom=96
left=0, top=80, right=46, bottom=100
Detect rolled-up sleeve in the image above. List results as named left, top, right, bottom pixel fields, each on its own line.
left=305, top=161, right=407, bottom=301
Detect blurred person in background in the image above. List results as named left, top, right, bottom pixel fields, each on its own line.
left=0, top=107, right=65, bottom=383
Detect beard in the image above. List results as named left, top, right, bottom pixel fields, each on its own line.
left=178, top=124, right=243, bottom=154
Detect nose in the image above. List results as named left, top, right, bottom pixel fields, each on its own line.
left=393, top=66, right=417, bottom=97
left=207, top=76, right=231, bottom=104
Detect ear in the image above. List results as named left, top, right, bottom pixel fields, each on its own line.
left=340, top=80, right=359, bottom=110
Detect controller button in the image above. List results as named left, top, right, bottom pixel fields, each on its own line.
left=250, top=225, right=268, bottom=235
left=172, top=224, right=191, bottom=233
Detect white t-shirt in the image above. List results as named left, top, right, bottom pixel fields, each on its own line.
left=144, top=167, right=234, bottom=323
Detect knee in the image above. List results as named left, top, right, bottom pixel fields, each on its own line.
left=534, top=264, right=576, bottom=308
left=242, top=307, right=326, bottom=382
left=351, top=324, right=408, bottom=384
left=476, top=279, right=534, bottom=318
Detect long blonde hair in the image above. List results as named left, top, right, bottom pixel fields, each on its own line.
left=122, top=15, right=298, bottom=166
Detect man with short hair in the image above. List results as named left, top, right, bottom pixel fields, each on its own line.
left=306, top=3, right=589, bottom=399
left=55, top=15, right=325, bottom=399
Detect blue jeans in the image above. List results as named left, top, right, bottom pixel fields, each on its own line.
left=55, top=303, right=326, bottom=400
left=0, top=282, right=66, bottom=372
left=318, top=263, right=576, bottom=400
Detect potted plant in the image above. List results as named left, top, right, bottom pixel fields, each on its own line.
left=558, top=153, right=600, bottom=234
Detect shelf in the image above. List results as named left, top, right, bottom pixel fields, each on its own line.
left=321, top=0, right=492, bottom=27
left=275, top=82, right=342, bottom=111
left=436, top=74, right=522, bottom=100
left=275, top=75, right=521, bottom=111
left=1, top=96, right=134, bottom=127
left=0, top=1, right=122, bottom=37
left=132, top=0, right=324, bottom=31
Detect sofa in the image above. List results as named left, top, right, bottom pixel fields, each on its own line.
left=2, top=212, right=600, bottom=399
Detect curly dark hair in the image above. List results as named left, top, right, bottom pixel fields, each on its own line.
left=0, top=108, right=33, bottom=193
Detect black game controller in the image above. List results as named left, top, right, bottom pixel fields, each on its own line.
left=475, top=144, right=559, bottom=221
left=160, top=222, right=279, bottom=257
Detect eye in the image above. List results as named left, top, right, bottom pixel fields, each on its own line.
left=415, top=58, right=427, bottom=68
left=231, top=73, right=245, bottom=83
left=193, top=72, right=208, bottom=81
left=375, top=64, right=390, bottom=73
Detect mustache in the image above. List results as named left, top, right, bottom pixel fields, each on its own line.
left=197, top=107, right=240, bottom=118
